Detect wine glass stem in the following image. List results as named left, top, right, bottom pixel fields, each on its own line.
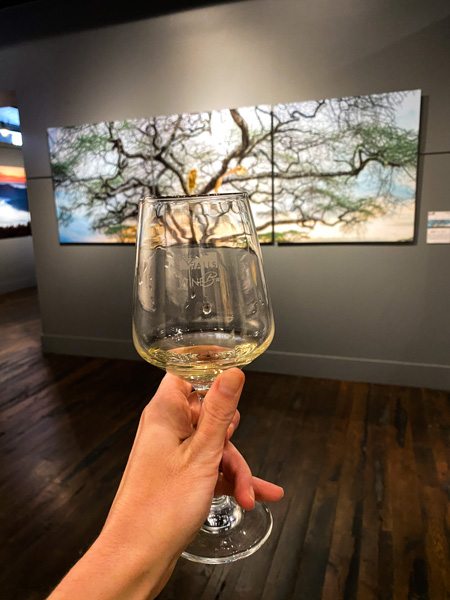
left=202, top=495, right=242, bottom=533
left=194, top=384, right=210, bottom=398
left=193, top=382, right=243, bottom=534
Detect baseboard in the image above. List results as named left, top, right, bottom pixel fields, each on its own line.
left=41, top=334, right=450, bottom=391
left=247, top=350, right=450, bottom=391
left=41, top=333, right=141, bottom=361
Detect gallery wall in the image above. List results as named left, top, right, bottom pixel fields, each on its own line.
left=0, top=0, right=449, bottom=389
left=0, top=143, right=36, bottom=293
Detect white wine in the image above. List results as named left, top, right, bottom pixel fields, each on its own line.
left=135, top=331, right=272, bottom=386
left=133, top=244, right=275, bottom=388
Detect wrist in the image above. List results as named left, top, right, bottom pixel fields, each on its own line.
left=49, top=532, right=177, bottom=600
left=90, top=532, right=177, bottom=600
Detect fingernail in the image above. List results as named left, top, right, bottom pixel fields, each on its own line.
left=249, top=487, right=255, bottom=506
left=218, top=369, right=243, bottom=397
left=226, top=423, right=235, bottom=440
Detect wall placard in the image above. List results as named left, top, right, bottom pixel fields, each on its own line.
left=427, top=211, right=450, bottom=244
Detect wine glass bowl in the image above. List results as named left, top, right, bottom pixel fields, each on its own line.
left=133, top=193, right=274, bottom=394
left=132, top=192, right=275, bottom=562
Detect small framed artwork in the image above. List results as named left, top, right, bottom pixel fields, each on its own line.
left=0, top=165, right=30, bottom=239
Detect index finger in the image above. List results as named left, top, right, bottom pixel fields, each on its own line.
left=143, top=373, right=194, bottom=440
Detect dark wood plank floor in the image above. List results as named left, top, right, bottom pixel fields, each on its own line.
left=1, top=287, right=449, bottom=600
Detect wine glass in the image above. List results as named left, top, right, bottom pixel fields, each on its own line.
left=132, top=192, right=275, bottom=563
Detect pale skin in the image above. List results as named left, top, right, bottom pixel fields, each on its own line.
left=48, top=368, right=284, bottom=600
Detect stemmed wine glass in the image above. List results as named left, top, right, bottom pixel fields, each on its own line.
left=132, top=192, right=275, bottom=563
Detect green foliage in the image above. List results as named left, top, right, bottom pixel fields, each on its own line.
left=350, top=123, right=418, bottom=166
left=74, top=132, right=110, bottom=154
left=51, top=161, right=71, bottom=183
left=258, top=232, right=274, bottom=243
left=104, top=224, right=125, bottom=235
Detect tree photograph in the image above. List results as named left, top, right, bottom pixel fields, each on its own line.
left=273, top=90, right=420, bottom=242
left=48, top=106, right=273, bottom=243
left=47, top=90, right=420, bottom=244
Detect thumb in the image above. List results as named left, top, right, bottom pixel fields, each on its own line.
left=191, top=368, right=245, bottom=458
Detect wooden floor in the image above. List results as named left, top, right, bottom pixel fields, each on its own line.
left=1, top=288, right=449, bottom=600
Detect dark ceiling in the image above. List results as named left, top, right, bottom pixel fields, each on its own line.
left=0, top=0, right=244, bottom=48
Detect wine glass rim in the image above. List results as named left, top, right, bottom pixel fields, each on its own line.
left=139, top=192, right=248, bottom=204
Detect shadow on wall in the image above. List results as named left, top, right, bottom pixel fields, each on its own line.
left=0, top=0, right=249, bottom=48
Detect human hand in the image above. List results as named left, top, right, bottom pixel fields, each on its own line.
left=48, top=368, right=283, bottom=600
left=102, top=367, right=283, bottom=557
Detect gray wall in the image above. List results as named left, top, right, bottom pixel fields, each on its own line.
left=0, top=0, right=449, bottom=389
left=0, top=144, right=36, bottom=293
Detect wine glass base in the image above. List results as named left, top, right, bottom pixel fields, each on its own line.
left=181, top=501, right=273, bottom=564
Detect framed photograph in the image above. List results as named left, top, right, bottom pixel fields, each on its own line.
left=272, top=90, right=421, bottom=243
left=48, top=119, right=151, bottom=243
left=0, top=165, right=30, bottom=239
left=47, top=90, right=421, bottom=246
left=48, top=108, right=273, bottom=244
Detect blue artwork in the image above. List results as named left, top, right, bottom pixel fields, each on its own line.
left=0, top=166, right=30, bottom=239
left=0, top=106, right=22, bottom=146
